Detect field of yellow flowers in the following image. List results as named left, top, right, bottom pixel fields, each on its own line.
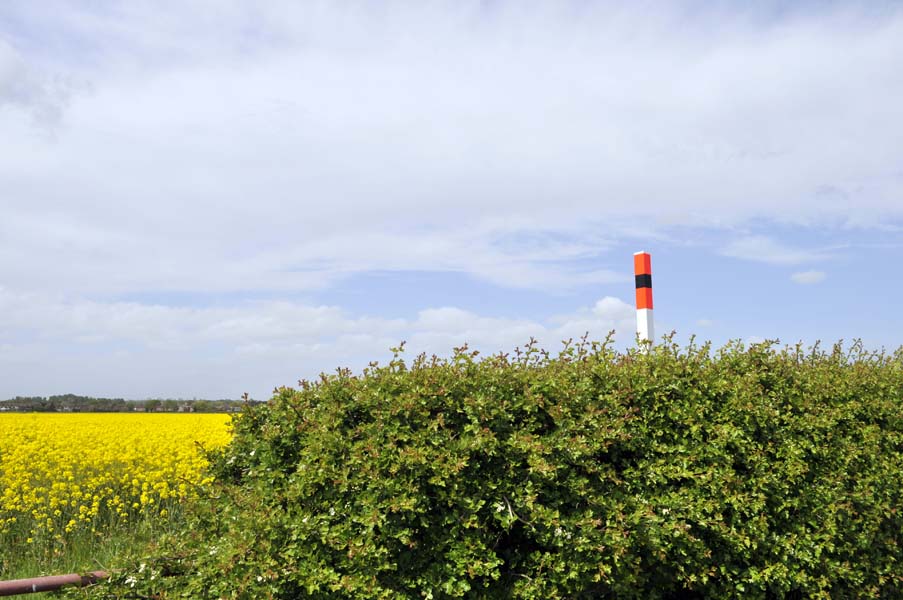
left=0, top=413, right=232, bottom=547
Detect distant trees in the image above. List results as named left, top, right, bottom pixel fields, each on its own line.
left=0, top=394, right=253, bottom=413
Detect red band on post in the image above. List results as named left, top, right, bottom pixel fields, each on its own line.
left=636, top=287, right=654, bottom=310
left=633, top=253, right=651, bottom=276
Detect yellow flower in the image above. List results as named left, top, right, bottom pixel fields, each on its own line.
left=0, top=413, right=232, bottom=541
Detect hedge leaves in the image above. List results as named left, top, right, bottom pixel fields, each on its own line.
left=86, top=337, right=903, bottom=599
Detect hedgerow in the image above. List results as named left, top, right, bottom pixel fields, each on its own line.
left=79, top=336, right=903, bottom=599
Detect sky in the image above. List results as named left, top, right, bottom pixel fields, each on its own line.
left=1, top=1, right=902, bottom=400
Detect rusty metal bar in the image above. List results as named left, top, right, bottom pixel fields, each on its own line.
left=0, top=571, right=108, bottom=596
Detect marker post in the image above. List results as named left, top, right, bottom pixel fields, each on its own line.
left=634, top=252, right=654, bottom=345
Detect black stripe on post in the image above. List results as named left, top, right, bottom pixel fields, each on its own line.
left=635, top=274, right=652, bottom=288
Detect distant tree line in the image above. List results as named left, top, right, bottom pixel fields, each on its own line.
left=0, top=394, right=256, bottom=413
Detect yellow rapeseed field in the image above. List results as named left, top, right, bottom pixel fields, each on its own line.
left=0, top=413, right=232, bottom=543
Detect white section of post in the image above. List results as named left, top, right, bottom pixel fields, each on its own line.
left=636, top=308, right=654, bottom=344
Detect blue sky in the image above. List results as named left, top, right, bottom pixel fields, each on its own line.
left=1, top=1, right=901, bottom=399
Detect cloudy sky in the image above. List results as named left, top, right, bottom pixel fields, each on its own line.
left=2, top=1, right=902, bottom=400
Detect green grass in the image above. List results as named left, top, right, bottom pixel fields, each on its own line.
left=0, top=510, right=188, bottom=596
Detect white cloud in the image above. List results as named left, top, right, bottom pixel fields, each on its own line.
left=2, top=3, right=902, bottom=397
left=696, top=318, right=714, bottom=327
left=1, top=3, right=903, bottom=297
left=0, top=38, right=71, bottom=129
left=0, top=287, right=639, bottom=398
left=719, top=236, right=832, bottom=265
left=790, top=270, right=826, bottom=284
left=549, top=296, right=637, bottom=342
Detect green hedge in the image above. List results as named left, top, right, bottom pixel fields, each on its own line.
left=86, top=337, right=903, bottom=599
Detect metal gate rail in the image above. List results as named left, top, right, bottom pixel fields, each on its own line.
left=0, top=571, right=108, bottom=596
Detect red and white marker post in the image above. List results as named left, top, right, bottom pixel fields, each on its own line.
left=634, top=251, right=654, bottom=345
